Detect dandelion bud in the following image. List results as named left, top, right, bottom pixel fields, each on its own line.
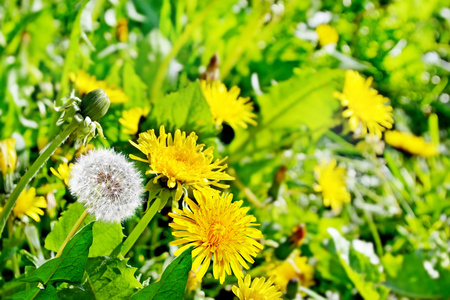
left=80, top=89, right=110, bottom=122
left=69, top=149, right=144, bottom=223
left=0, top=138, right=17, bottom=176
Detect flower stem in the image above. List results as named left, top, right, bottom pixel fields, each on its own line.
left=298, top=286, right=327, bottom=300
left=55, top=210, right=89, bottom=258
left=0, top=116, right=83, bottom=237
left=119, top=197, right=161, bottom=257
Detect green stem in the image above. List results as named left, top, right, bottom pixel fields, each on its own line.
left=56, top=210, right=89, bottom=258
left=229, top=168, right=264, bottom=208
left=298, top=286, right=327, bottom=300
left=120, top=197, right=161, bottom=257
left=149, top=1, right=217, bottom=102
left=7, top=216, right=20, bottom=278
left=0, top=117, right=83, bottom=236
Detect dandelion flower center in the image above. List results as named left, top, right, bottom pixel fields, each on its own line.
left=169, top=189, right=263, bottom=284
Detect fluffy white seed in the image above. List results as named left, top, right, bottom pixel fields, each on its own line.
left=69, top=148, right=144, bottom=223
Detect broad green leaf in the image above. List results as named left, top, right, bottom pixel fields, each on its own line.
left=123, top=60, right=148, bottom=108
left=328, top=228, right=389, bottom=300
left=383, top=252, right=450, bottom=299
left=131, top=247, right=193, bottom=300
left=228, top=68, right=343, bottom=160
left=143, top=81, right=215, bottom=139
left=9, top=284, right=57, bottom=300
left=88, top=257, right=143, bottom=299
left=45, top=202, right=124, bottom=257
left=23, top=222, right=94, bottom=284
left=89, top=223, right=125, bottom=257
left=57, top=257, right=143, bottom=300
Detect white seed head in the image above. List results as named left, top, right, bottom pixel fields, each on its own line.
left=69, top=148, right=144, bottom=223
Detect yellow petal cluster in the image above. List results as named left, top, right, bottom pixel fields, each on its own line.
left=13, top=188, right=47, bottom=222
left=169, top=189, right=264, bottom=284
left=268, top=251, right=314, bottom=292
left=316, top=24, right=339, bottom=47
left=232, top=275, right=282, bottom=300
left=385, top=130, right=438, bottom=157
left=70, top=70, right=129, bottom=104
left=0, top=138, right=17, bottom=175
left=314, top=159, right=350, bottom=213
left=50, top=163, right=73, bottom=185
left=119, top=107, right=150, bottom=135
left=334, top=70, right=394, bottom=138
left=200, top=80, right=257, bottom=129
left=130, top=126, right=234, bottom=197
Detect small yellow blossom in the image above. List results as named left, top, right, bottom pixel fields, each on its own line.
left=75, top=143, right=95, bottom=157
left=200, top=80, right=257, bottom=129
left=314, top=159, right=350, bottom=213
left=385, top=130, right=439, bottom=157
left=0, top=138, right=17, bottom=175
left=268, top=251, right=315, bottom=292
left=13, top=188, right=47, bottom=222
left=70, top=70, right=129, bottom=104
left=334, top=70, right=394, bottom=138
left=116, top=18, right=129, bottom=43
left=119, top=107, right=150, bottom=135
left=232, top=275, right=282, bottom=300
left=316, top=24, right=339, bottom=47
left=186, top=270, right=201, bottom=292
left=50, top=163, right=73, bottom=185
left=130, top=126, right=234, bottom=199
left=169, top=189, right=264, bottom=284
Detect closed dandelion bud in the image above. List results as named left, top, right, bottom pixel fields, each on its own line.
left=69, top=149, right=144, bottom=223
left=0, top=138, right=17, bottom=175
left=80, top=89, right=110, bottom=122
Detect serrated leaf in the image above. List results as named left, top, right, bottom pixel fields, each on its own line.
left=143, top=81, right=215, bottom=138
left=87, top=257, right=143, bottom=299
left=8, top=284, right=57, bottom=300
left=45, top=202, right=124, bottom=258
left=131, top=247, right=193, bottom=300
left=23, top=222, right=94, bottom=285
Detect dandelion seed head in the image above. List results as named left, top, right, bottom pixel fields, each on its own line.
left=69, top=148, right=144, bottom=223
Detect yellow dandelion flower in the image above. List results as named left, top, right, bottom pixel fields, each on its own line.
left=334, top=70, right=394, bottom=138
left=385, top=130, right=438, bottom=157
left=13, top=187, right=47, bottom=222
left=169, top=189, right=264, bottom=284
left=70, top=70, right=129, bottom=104
left=314, top=159, right=350, bottom=213
left=130, top=126, right=234, bottom=198
left=50, top=163, right=73, bottom=185
left=268, top=251, right=314, bottom=292
left=119, top=107, right=150, bottom=135
left=316, top=24, right=339, bottom=47
left=0, top=138, right=17, bottom=175
left=75, top=143, right=95, bottom=157
left=200, top=80, right=257, bottom=129
left=116, top=18, right=129, bottom=43
left=186, top=270, right=201, bottom=292
left=232, top=275, right=282, bottom=300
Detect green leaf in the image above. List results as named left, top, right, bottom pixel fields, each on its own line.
left=131, top=247, right=193, bottom=300
left=328, top=228, right=389, bottom=300
left=228, top=68, right=343, bottom=160
left=45, top=202, right=124, bottom=257
left=89, top=257, right=143, bottom=299
left=143, top=81, right=215, bottom=139
left=23, top=222, right=94, bottom=285
left=383, top=252, right=450, bottom=299
left=89, top=223, right=125, bottom=257
left=8, top=284, right=57, bottom=300
left=57, top=257, right=143, bottom=300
